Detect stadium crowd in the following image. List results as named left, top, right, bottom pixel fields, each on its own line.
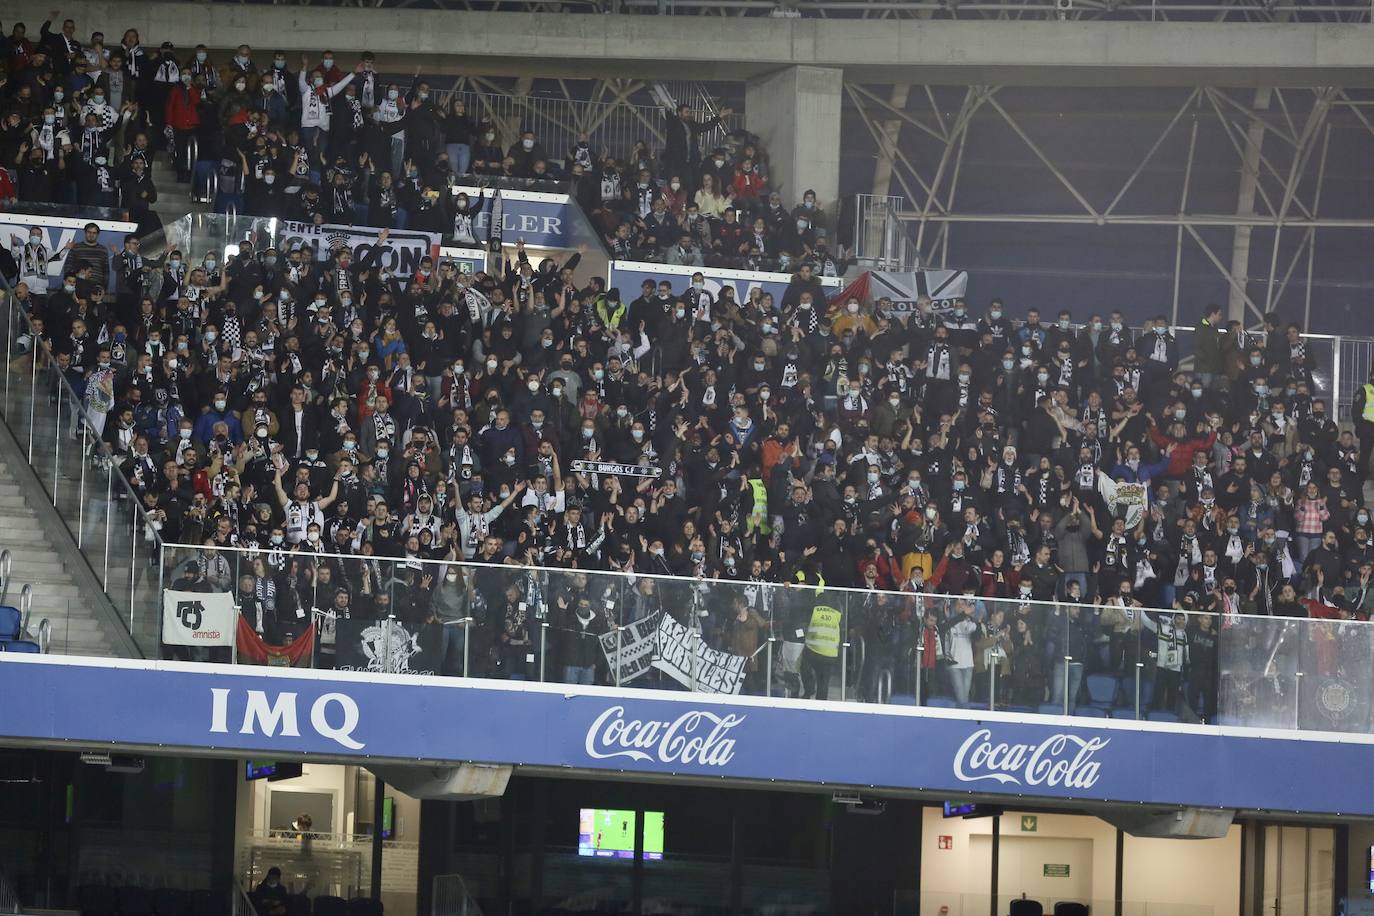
left=1, top=13, right=1367, bottom=717
left=0, top=14, right=839, bottom=269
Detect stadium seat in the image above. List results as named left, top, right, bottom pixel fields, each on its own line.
left=1054, top=903, right=1090, bottom=916
left=926, top=696, right=960, bottom=709
left=347, top=898, right=383, bottom=916
left=314, top=896, right=348, bottom=916
left=1147, top=710, right=1181, bottom=723
left=1075, top=707, right=1107, bottom=718
left=1037, top=703, right=1067, bottom=716
left=1084, top=674, right=1117, bottom=709
left=1, top=640, right=40, bottom=653
left=1110, top=707, right=1140, bottom=720
left=887, top=693, right=917, bottom=706
left=0, top=605, right=21, bottom=641
left=1010, top=898, right=1045, bottom=916
left=1007, top=705, right=1036, bottom=715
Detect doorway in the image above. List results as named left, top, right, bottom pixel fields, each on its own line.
left=970, top=835, right=1095, bottom=913
left=1262, top=826, right=1334, bottom=916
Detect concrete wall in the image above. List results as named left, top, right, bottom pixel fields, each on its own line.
left=745, top=66, right=843, bottom=211
left=5, top=1, right=1374, bottom=86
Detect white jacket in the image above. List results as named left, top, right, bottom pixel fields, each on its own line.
left=298, top=72, right=353, bottom=129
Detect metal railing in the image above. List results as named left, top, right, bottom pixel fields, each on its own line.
left=156, top=540, right=1374, bottom=737
left=432, top=875, right=484, bottom=916
left=851, top=193, right=921, bottom=271
left=436, top=88, right=744, bottom=176
left=0, top=283, right=163, bottom=659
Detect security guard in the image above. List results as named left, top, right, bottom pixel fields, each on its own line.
left=801, top=574, right=840, bottom=701
left=1354, top=370, right=1374, bottom=476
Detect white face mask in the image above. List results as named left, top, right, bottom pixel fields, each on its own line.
left=521, top=138, right=534, bottom=150
left=527, top=380, right=540, bottom=393
left=214, top=399, right=227, bottom=411
left=178, top=428, right=192, bottom=440
left=486, top=359, right=498, bottom=372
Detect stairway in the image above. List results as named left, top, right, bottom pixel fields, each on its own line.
left=0, top=450, right=136, bottom=659
left=149, top=150, right=208, bottom=231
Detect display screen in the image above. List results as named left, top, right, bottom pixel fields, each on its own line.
left=578, top=808, right=664, bottom=860
left=381, top=797, right=395, bottom=840
left=943, top=801, right=979, bottom=818
left=245, top=760, right=303, bottom=781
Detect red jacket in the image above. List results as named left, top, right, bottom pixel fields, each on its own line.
left=164, top=85, right=202, bottom=131
left=1149, top=424, right=1217, bottom=478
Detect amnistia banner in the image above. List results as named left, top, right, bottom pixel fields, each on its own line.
left=608, top=260, right=843, bottom=310
left=7, top=655, right=1374, bottom=815
left=277, top=221, right=440, bottom=282
left=161, top=590, right=236, bottom=647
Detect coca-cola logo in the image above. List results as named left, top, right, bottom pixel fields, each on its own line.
left=585, top=705, right=744, bottom=768
left=953, top=728, right=1108, bottom=790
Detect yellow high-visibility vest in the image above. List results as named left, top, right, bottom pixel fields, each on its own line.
left=805, top=605, right=842, bottom=658
left=1363, top=384, right=1374, bottom=422
left=748, top=479, right=770, bottom=534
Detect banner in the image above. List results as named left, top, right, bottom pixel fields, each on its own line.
left=2, top=212, right=138, bottom=292
left=437, top=246, right=488, bottom=276
left=608, top=260, right=843, bottom=313
left=13, top=654, right=1374, bottom=814
left=453, top=186, right=605, bottom=251
left=162, top=590, right=236, bottom=646
left=276, top=220, right=440, bottom=283
left=652, top=614, right=748, bottom=695
left=598, top=611, right=661, bottom=685
left=235, top=617, right=316, bottom=667
left=570, top=459, right=661, bottom=479
left=334, top=617, right=443, bottom=676
left=832, top=268, right=969, bottom=314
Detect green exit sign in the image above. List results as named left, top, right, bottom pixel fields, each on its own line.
left=1043, top=864, right=1071, bottom=878
left=1021, top=815, right=1038, bottom=832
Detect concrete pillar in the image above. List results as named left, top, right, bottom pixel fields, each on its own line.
left=745, top=66, right=843, bottom=211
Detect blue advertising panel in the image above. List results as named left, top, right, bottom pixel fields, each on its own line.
left=608, top=260, right=844, bottom=308
left=2, top=654, right=1370, bottom=815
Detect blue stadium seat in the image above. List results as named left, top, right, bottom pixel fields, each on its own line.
left=1010, top=899, right=1045, bottom=916
left=1084, top=674, right=1117, bottom=709
left=1007, top=705, right=1036, bottom=715
left=1, top=640, right=40, bottom=653
left=1075, top=707, right=1107, bottom=718
left=926, top=696, right=961, bottom=709
left=1110, top=707, right=1140, bottom=720
left=1147, top=710, right=1181, bottom=723
left=1037, top=703, right=1066, bottom=716
left=0, top=605, right=20, bottom=641
left=887, top=693, right=917, bottom=706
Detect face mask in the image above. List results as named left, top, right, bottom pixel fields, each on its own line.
left=205, top=331, right=218, bottom=343
left=313, top=77, right=324, bottom=88
left=484, top=132, right=495, bottom=142
left=43, top=113, right=56, bottom=125
left=581, top=428, right=594, bottom=440
left=343, top=440, right=357, bottom=452
left=593, top=369, right=605, bottom=381
left=1173, top=409, right=1187, bottom=421
left=274, top=57, right=286, bottom=68
left=486, top=359, right=498, bottom=372
left=1036, top=373, right=1049, bottom=384
left=167, top=357, right=178, bottom=369
left=54, top=90, right=64, bottom=101
left=214, top=399, right=227, bottom=411
left=94, top=156, right=107, bottom=166
left=958, top=373, right=971, bottom=384
left=235, top=81, right=246, bottom=92
left=502, top=454, right=516, bottom=467
left=1255, top=385, right=1268, bottom=396
left=1250, top=356, right=1262, bottom=367
left=527, top=380, right=541, bottom=393
left=631, top=429, right=644, bottom=442
left=522, top=138, right=534, bottom=150
left=306, top=451, right=320, bottom=462
left=990, top=310, right=1002, bottom=320
left=953, top=480, right=966, bottom=492
left=1190, top=388, right=1202, bottom=399
left=867, top=472, right=879, bottom=485
left=954, top=307, right=966, bottom=318
left=616, top=406, right=629, bottom=419
left=63, top=283, right=75, bottom=294
left=1002, top=358, right=1014, bottom=371
left=322, top=58, right=335, bottom=68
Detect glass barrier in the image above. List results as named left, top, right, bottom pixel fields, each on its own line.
left=0, top=290, right=163, bottom=659
left=146, top=542, right=1374, bottom=735
left=138, top=212, right=278, bottom=264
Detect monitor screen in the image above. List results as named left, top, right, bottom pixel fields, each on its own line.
left=578, top=808, right=665, bottom=860
left=381, top=797, right=395, bottom=840
left=245, top=760, right=303, bottom=782
left=943, top=801, right=979, bottom=818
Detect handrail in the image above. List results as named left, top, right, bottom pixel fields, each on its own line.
left=0, top=273, right=162, bottom=656
left=0, top=547, right=11, bottom=606
left=186, top=137, right=201, bottom=202
left=18, top=583, right=31, bottom=633
left=37, top=617, right=50, bottom=654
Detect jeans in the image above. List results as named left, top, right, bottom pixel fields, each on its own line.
left=563, top=664, right=595, bottom=686
left=1294, top=534, right=1322, bottom=565
left=302, top=126, right=327, bottom=157
left=446, top=142, right=472, bottom=177
left=438, top=622, right=467, bottom=676
left=1050, top=660, right=1085, bottom=713
left=390, top=135, right=406, bottom=180
left=948, top=666, right=973, bottom=707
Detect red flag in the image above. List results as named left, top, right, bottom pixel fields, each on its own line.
left=236, top=616, right=316, bottom=668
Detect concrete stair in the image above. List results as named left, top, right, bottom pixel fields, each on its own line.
left=0, top=457, right=134, bottom=658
